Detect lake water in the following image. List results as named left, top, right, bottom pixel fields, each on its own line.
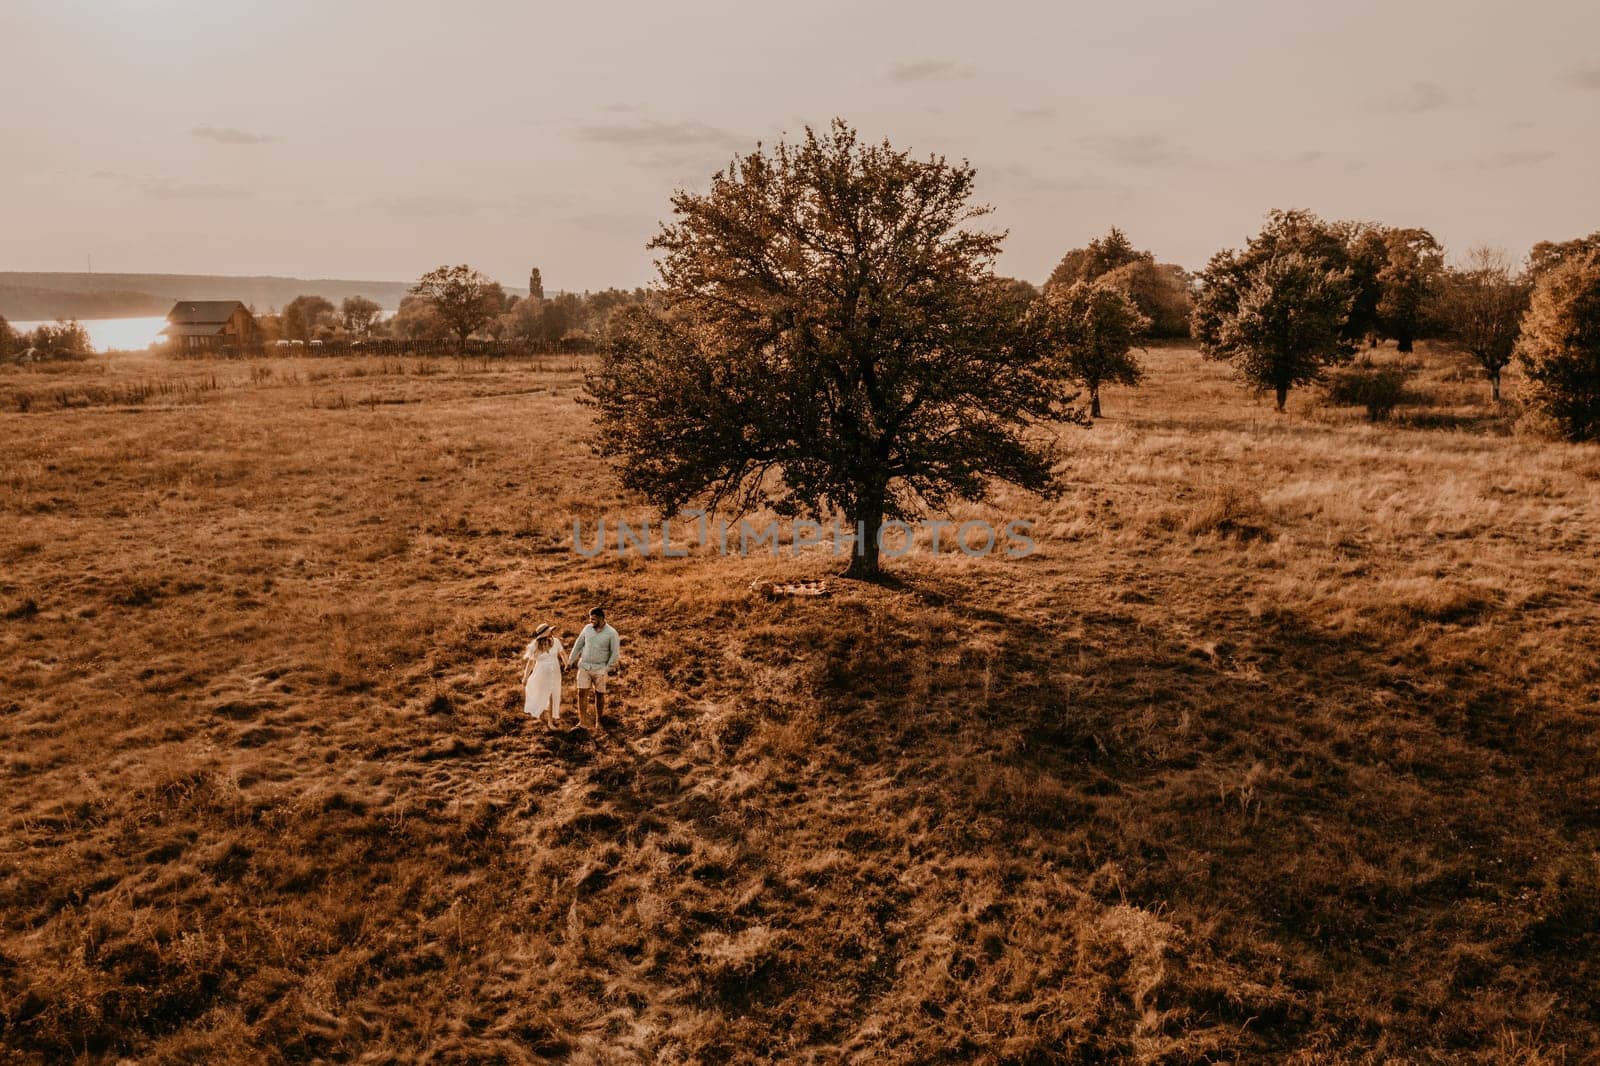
left=10, top=316, right=169, bottom=353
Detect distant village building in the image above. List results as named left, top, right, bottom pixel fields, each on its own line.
left=160, top=300, right=257, bottom=351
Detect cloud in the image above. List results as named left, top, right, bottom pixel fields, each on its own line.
left=1079, top=133, right=1186, bottom=167
left=1442, top=149, right=1555, bottom=171
left=90, top=170, right=250, bottom=199
left=1565, top=62, right=1600, bottom=90
left=1373, top=81, right=1465, bottom=114
left=984, top=164, right=1128, bottom=197
left=189, top=123, right=277, bottom=144
left=575, top=119, right=747, bottom=152
left=887, top=59, right=975, bottom=84
left=1477, top=149, right=1556, bottom=168
left=1011, top=107, right=1058, bottom=122
left=382, top=194, right=485, bottom=218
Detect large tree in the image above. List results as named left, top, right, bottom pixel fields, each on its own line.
left=340, top=295, right=382, bottom=337
left=1194, top=210, right=1378, bottom=354
left=282, top=295, right=335, bottom=343
left=411, top=265, right=506, bottom=353
left=1030, top=281, right=1150, bottom=417
left=1517, top=251, right=1600, bottom=441
left=1434, top=247, right=1530, bottom=402
left=589, top=120, right=1082, bottom=579
left=1196, top=252, right=1354, bottom=411
left=1373, top=226, right=1445, bottom=353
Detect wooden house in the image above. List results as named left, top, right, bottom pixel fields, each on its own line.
left=160, top=301, right=257, bottom=351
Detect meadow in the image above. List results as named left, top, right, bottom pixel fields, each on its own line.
left=1, top=344, right=1598, bottom=1063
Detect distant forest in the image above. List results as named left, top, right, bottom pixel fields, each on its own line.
left=0, top=272, right=416, bottom=320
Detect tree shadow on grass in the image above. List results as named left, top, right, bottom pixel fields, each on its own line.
left=831, top=569, right=1600, bottom=1056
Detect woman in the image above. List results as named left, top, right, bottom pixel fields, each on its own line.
left=521, top=623, right=565, bottom=730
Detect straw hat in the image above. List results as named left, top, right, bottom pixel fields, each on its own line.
left=531, top=622, right=554, bottom=641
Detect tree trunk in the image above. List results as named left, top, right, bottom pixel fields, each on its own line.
left=843, top=490, right=885, bottom=581
left=1275, top=385, right=1288, bottom=412
left=1397, top=334, right=1414, bottom=354
left=1090, top=386, right=1102, bottom=419
left=1491, top=371, right=1501, bottom=403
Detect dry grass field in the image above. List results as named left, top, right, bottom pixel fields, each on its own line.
left=2, top=344, right=1598, bottom=1063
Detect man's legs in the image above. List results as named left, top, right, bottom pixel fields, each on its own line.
left=592, top=691, right=606, bottom=732
left=575, top=687, right=591, bottom=729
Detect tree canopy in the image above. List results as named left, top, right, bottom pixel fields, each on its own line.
left=588, top=120, right=1082, bottom=578
left=411, top=265, right=506, bottom=353
left=1518, top=250, right=1600, bottom=441
left=1047, top=228, right=1192, bottom=337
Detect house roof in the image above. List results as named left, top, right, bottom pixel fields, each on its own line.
left=161, top=322, right=228, bottom=337
left=166, top=300, right=247, bottom=325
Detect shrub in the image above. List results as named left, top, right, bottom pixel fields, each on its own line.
left=1324, top=362, right=1413, bottom=421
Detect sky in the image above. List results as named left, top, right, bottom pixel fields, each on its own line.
left=3, top=0, right=1597, bottom=291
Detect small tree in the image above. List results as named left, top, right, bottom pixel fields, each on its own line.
left=589, top=120, right=1083, bottom=580
left=1030, top=281, right=1150, bottom=417
left=29, top=320, right=93, bottom=360
left=1517, top=251, right=1600, bottom=442
left=283, top=295, right=335, bottom=344
left=411, top=265, right=506, bottom=354
left=528, top=267, right=545, bottom=301
left=0, top=315, right=18, bottom=361
left=390, top=294, right=449, bottom=342
left=340, top=296, right=382, bottom=337
left=1434, top=247, right=1530, bottom=402
left=1198, top=252, right=1354, bottom=412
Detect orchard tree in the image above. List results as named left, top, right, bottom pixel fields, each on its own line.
left=589, top=120, right=1084, bottom=579
left=1030, top=281, right=1150, bottom=417
left=1374, top=227, right=1444, bottom=352
left=340, top=295, right=382, bottom=336
left=1517, top=251, right=1600, bottom=441
left=411, top=265, right=506, bottom=353
left=1434, top=247, right=1530, bottom=402
left=1196, top=252, right=1354, bottom=411
left=282, top=295, right=335, bottom=343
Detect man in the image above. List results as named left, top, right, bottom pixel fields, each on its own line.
left=566, top=606, right=620, bottom=732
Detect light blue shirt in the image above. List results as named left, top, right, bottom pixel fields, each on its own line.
left=567, top=623, right=620, bottom=672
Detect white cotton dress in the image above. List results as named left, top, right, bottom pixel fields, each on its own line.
left=523, top=638, right=564, bottom=721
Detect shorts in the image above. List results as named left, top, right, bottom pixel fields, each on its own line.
left=576, top=667, right=609, bottom=693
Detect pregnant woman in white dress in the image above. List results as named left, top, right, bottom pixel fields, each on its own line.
left=521, top=623, right=565, bottom=730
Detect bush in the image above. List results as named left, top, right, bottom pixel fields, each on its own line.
left=15, top=320, right=93, bottom=363
left=1517, top=251, right=1600, bottom=441
left=1324, top=362, right=1413, bottom=421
